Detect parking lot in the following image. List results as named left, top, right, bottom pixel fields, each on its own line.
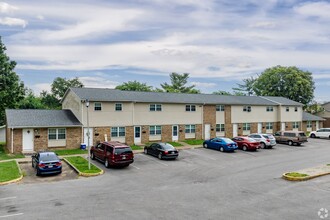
left=1, top=138, right=329, bottom=219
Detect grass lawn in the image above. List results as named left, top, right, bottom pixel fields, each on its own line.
left=286, top=172, right=309, bottom=178
left=183, top=139, right=204, bottom=145
left=167, top=142, right=184, bottom=147
left=54, top=148, right=88, bottom=156
left=327, top=164, right=330, bottom=166
left=130, top=145, right=143, bottom=150
left=0, top=142, right=25, bottom=161
left=0, top=160, right=21, bottom=183
left=65, top=156, right=102, bottom=174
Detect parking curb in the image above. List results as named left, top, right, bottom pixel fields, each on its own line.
left=282, top=170, right=330, bottom=181
left=63, top=157, right=104, bottom=177
left=0, top=160, right=23, bottom=186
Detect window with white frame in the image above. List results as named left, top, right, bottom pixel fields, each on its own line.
left=150, top=126, right=161, bottom=135
left=185, top=125, right=196, bottom=133
left=150, top=104, right=162, bottom=111
left=266, top=106, right=273, bottom=112
left=293, top=122, right=299, bottom=129
left=243, top=123, right=251, bottom=131
left=266, top=122, right=273, bottom=130
left=115, top=103, right=122, bottom=111
left=48, top=128, right=66, bottom=140
left=307, top=121, right=312, bottom=128
left=94, top=102, right=102, bottom=111
left=216, top=124, right=225, bottom=132
left=111, top=127, right=125, bottom=137
left=243, top=106, right=251, bottom=112
left=216, top=105, right=225, bottom=111
left=185, top=105, right=196, bottom=112
left=294, top=107, right=298, bottom=112
left=286, top=107, right=290, bottom=112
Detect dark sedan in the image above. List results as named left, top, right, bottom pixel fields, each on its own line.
left=203, top=137, right=238, bottom=152
left=144, top=142, right=179, bottom=160
left=32, top=151, right=62, bottom=176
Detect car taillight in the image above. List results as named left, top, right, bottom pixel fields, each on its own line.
left=38, top=163, right=45, bottom=168
left=266, top=139, right=270, bottom=142
left=55, top=162, right=62, bottom=166
left=227, top=144, right=231, bottom=146
left=164, top=151, right=168, bottom=154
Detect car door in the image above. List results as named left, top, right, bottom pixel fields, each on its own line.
left=150, top=144, right=157, bottom=156
left=233, top=138, right=243, bottom=148
left=214, top=138, right=223, bottom=150
left=94, top=143, right=103, bottom=159
left=208, top=138, right=217, bottom=149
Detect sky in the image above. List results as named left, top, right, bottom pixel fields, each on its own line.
left=1, top=0, right=330, bottom=102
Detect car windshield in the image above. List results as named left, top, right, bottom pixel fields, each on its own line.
left=114, top=147, right=132, bottom=155
left=39, top=153, right=58, bottom=161
left=222, top=138, right=234, bottom=143
left=162, top=144, right=175, bottom=150
left=299, top=133, right=306, bottom=137
left=248, top=138, right=256, bottom=142
left=262, top=135, right=269, bottom=139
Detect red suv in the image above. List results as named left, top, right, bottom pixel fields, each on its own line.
left=90, top=141, right=134, bottom=168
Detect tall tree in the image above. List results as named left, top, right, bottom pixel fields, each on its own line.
left=51, top=77, right=83, bottom=101
left=40, top=90, right=61, bottom=109
left=18, top=89, right=44, bottom=109
left=0, top=37, right=25, bottom=125
left=115, top=80, right=153, bottom=92
left=160, top=72, right=200, bottom=94
left=232, top=76, right=257, bottom=96
left=252, top=66, right=315, bottom=105
left=212, top=90, right=232, bottom=95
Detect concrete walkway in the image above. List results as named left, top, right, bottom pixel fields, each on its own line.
left=283, top=164, right=330, bottom=181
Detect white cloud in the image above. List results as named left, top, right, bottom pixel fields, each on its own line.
left=0, top=2, right=18, bottom=13
left=79, top=76, right=119, bottom=89
left=190, top=82, right=217, bottom=88
left=294, top=2, right=330, bottom=19
left=249, top=21, right=277, bottom=29
left=31, top=83, right=51, bottom=94
left=0, top=17, right=27, bottom=27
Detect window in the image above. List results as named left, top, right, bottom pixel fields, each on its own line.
left=94, top=102, right=102, bottom=111
left=150, top=126, right=161, bottom=135
left=185, top=125, right=196, bottom=133
left=115, top=103, right=122, bottom=111
left=294, top=107, right=298, bottom=112
left=243, top=123, right=251, bottom=131
left=186, top=105, right=196, bottom=112
left=243, top=106, right=251, bottom=112
left=266, top=122, right=273, bottom=130
left=150, top=104, right=162, bottom=111
left=286, top=107, right=289, bottom=112
left=293, top=122, right=299, bottom=129
left=307, top=121, right=312, bottom=128
left=216, top=124, right=225, bottom=132
left=266, top=106, right=273, bottom=112
left=111, top=127, right=125, bottom=137
left=216, top=105, right=225, bottom=111
left=48, top=128, right=66, bottom=140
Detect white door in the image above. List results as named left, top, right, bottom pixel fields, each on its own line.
left=84, top=128, right=93, bottom=147
left=257, top=123, right=262, bottom=133
left=316, top=121, right=319, bottom=130
left=233, top=124, right=238, bottom=137
left=172, top=125, right=178, bottom=141
left=134, top=126, right=141, bottom=144
left=22, top=129, right=34, bottom=151
left=281, top=122, right=286, bottom=131
left=204, top=124, right=211, bottom=140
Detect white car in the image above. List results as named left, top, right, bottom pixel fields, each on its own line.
left=310, top=128, right=330, bottom=139
left=248, top=133, right=276, bottom=149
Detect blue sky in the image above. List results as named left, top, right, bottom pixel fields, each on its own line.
left=1, top=0, right=330, bottom=102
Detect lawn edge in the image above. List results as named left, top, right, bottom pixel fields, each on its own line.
left=282, top=171, right=330, bottom=181
left=0, top=160, right=23, bottom=185
left=63, top=156, right=104, bottom=177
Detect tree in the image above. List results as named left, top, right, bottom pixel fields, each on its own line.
left=160, top=72, right=200, bottom=94
left=0, top=37, right=25, bottom=125
left=40, top=90, right=61, bottom=109
left=115, top=80, right=153, bottom=92
left=252, top=66, right=315, bottom=105
left=212, top=90, right=232, bottom=95
left=304, top=100, right=323, bottom=114
left=232, top=76, right=257, bottom=96
left=51, top=77, right=83, bottom=101
left=18, top=89, right=44, bottom=109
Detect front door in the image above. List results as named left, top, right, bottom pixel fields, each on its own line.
left=233, top=124, right=238, bottom=137
left=281, top=122, right=286, bottom=131
left=134, top=126, right=141, bottom=144
left=258, top=123, right=262, bottom=133
left=204, top=124, right=211, bottom=140
left=22, top=129, right=34, bottom=151
left=84, top=128, right=93, bottom=148
left=172, top=125, right=178, bottom=141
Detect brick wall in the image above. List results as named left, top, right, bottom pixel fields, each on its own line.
left=34, top=128, right=48, bottom=152
left=224, top=106, right=233, bottom=137
left=161, top=125, right=172, bottom=142
left=11, top=129, right=22, bottom=153
left=203, top=105, right=216, bottom=138
left=125, top=126, right=134, bottom=146
left=94, top=127, right=110, bottom=144
left=66, top=127, right=82, bottom=149
left=141, top=126, right=149, bottom=144
left=286, top=122, right=293, bottom=130
left=251, top=123, right=258, bottom=133
left=178, top=125, right=185, bottom=141
left=195, top=124, right=202, bottom=140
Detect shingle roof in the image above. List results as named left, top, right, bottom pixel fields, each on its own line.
left=6, top=109, right=82, bottom=128
left=68, top=88, right=302, bottom=106
left=302, top=112, right=325, bottom=121
left=261, top=96, right=303, bottom=106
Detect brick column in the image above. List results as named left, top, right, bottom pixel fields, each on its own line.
left=161, top=125, right=172, bottom=142
left=203, top=105, right=216, bottom=138
left=224, top=105, right=233, bottom=137
left=141, top=126, right=149, bottom=144
left=125, top=126, right=134, bottom=146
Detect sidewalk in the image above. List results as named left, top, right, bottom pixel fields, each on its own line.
left=283, top=164, right=330, bottom=181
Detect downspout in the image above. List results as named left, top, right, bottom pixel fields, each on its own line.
left=201, top=103, right=205, bottom=139
left=81, top=100, right=84, bottom=143
left=11, top=128, right=14, bottom=154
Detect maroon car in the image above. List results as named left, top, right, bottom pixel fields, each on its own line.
left=90, top=141, right=134, bottom=168
left=232, top=136, right=260, bottom=151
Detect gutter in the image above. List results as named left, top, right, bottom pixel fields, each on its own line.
left=11, top=128, right=14, bottom=154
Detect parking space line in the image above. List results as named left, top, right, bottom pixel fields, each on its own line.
left=0, top=197, right=16, bottom=201
left=137, top=154, right=169, bottom=166
left=183, top=149, right=216, bottom=160
left=0, top=213, right=24, bottom=218
left=131, top=165, right=140, bottom=170
left=239, top=151, right=257, bottom=157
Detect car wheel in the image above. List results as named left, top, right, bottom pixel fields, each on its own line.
left=91, top=152, right=95, bottom=160
left=144, top=148, right=148, bottom=154
left=261, top=142, right=266, bottom=149
left=105, top=158, right=110, bottom=168
left=220, top=147, right=224, bottom=152
left=288, top=140, right=293, bottom=146
left=310, top=133, right=316, bottom=138
left=242, top=145, right=247, bottom=151
left=36, top=168, right=40, bottom=176
left=158, top=153, right=162, bottom=160
left=203, top=143, right=207, bottom=148
left=31, top=161, right=34, bottom=168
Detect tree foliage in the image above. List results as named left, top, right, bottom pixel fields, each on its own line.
left=51, top=77, right=83, bottom=101
left=252, top=66, right=315, bottom=105
left=115, top=80, right=153, bottom=92
left=232, top=76, right=257, bottom=96
left=0, top=37, right=25, bottom=125
left=160, top=73, right=200, bottom=94
left=18, top=89, right=44, bottom=109
left=212, top=90, right=232, bottom=95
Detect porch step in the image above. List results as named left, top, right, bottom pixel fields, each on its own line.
left=22, top=151, right=36, bottom=156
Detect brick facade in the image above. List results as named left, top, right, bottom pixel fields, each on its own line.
left=195, top=124, right=202, bottom=140
left=250, top=123, right=258, bottom=133
left=125, top=126, right=134, bottom=146
left=6, top=128, right=23, bottom=153
left=203, top=105, right=216, bottom=138
left=141, top=126, right=150, bottom=144
left=94, top=127, right=110, bottom=145
left=224, top=106, right=233, bottom=137
left=161, top=125, right=172, bottom=142
left=178, top=124, right=185, bottom=141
